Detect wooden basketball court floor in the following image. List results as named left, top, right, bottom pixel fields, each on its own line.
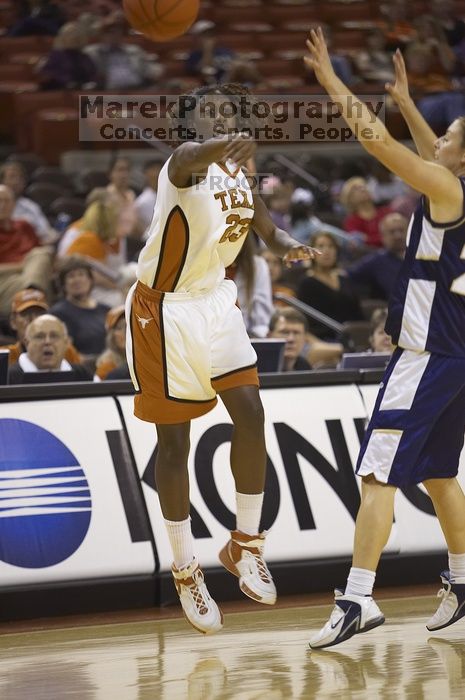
left=0, top=586, right=463, bottom=699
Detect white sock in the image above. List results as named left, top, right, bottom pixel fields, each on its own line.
left=235, top=491, right=264, bottom=536
left=164, top=517, right=194, bottom=569
left=449, top=552, right=465, bottom=581
left=345, top=567, right=376, bottom=597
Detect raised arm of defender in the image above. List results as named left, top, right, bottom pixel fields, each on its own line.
left=304, top=28, right=463, bottom=224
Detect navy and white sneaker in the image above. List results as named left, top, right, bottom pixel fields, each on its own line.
left=426, top=571, right=465, bottom=631
left=309, top=589, right=385, bottom=650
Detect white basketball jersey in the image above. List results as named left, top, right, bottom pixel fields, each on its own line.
left=137, top=157, right=255, bottom=294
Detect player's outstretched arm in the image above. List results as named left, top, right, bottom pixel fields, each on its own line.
left=385, top=49, right=437, bottom=162
left=252, top=193, right=319, bottom=265
left=303, top=28, right=462, bottom=217
left=168, top=133, right=256, bottom=188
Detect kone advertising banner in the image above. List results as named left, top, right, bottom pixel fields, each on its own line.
left=0, top=397, right=155, bottom=585
left=119, top=384, right=401, bottom=572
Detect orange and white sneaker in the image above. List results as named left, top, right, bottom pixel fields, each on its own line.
left=172, top=558, right=224, bottom=635
left=219, top=530, right=277, bottom=605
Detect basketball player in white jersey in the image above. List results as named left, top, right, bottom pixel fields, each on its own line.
left=125, top=84, right=317, bottom=634
left=305, top=30, right=465, bottom=648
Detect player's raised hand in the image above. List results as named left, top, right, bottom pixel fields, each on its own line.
left=385, top=49, right=410, bottom=108
left=303, top=27, right=336, bottom=88
left=225, top=132, right=257, bottom=168
left=283, top=244, right=321, bottom=268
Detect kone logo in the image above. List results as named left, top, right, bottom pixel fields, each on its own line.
left=0, top=419, right=91, bottom=568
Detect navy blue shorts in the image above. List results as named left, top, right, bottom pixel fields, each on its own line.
left=356, top=348, right=465, bottom=487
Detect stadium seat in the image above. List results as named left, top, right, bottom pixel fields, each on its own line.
left=13, top=90, right=68, bottom=151
left=25, top=182, right=72, bottom=214
left=31, top=166, right=75, bottom=191
left=49, top=196, right=86, bottom=223
left=0, top=80, right=38, bottom=139
left=32, top=108, right=79, bottom=164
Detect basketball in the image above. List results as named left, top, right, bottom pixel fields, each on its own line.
left=123, top=0, right=200, bottom=42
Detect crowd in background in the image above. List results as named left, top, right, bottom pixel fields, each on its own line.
left=3, top=0, right=451, bottom=383
left=3, top=1, right=465, bottom=134
left=0, top=146, right=411, bottom=384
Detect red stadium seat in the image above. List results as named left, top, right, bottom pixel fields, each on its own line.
left=0, top=80, right=38, bottom=139
left=32, top=108, right=79, bottom=165
left=13, top=90, right=68, bottom=151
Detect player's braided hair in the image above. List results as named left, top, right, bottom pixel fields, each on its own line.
left=170, top=83, right=262, bottom=143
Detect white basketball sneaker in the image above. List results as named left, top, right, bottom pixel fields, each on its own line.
left=309, top=589, right=385, bottom=650
left=426, top=571, right=465, bottom=631
left=219, top=530, right=277, bottom=605
left=172, top=558, right=224, bottom=635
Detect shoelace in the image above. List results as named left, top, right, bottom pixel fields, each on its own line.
left=247, top=548, right=271, bottom=582
left=189, top=569, right=208, bottom=612
left=437, top=581, right=452, bottom=600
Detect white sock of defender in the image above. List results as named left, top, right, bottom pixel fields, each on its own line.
left=449, top=552, right=465, bottom=581
left=165, top=517, right=194, bottom=569
left=235, top=491, right=264, bottom=536
left=345, top=567, right=376, bottom=597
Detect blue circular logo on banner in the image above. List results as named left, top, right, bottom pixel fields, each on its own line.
left=0, top=419, right=91, bottom=568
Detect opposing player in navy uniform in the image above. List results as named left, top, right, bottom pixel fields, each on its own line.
left=305, top=31, right=465, bottom=649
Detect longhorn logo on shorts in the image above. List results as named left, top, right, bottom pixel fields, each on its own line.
left=136, top=314, right=153, bottom=329
left=0, top=419, right=91, bottom=568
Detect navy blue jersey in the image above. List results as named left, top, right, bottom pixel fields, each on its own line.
left=386, top=178, right=465, bottom=357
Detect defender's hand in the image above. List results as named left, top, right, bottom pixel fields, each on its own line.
left=303, top=27, right=336, bottom=88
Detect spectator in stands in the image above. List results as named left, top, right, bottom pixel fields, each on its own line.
left=224, top=60, right=263, bottom=90
left=8, top=314, right=92, bottom=384
left=368, top=307, right=394, bottom=354
left=431, top=0, right=465, bottom=50
left=38, top=21, right=98, bottom=90
left=289, top=198, right=364, bottom=254
left=58, top=187, right=108, bottom=255
left=261, top=178, right=291, bottom=232
left=366, top=163, right=407, bottom=205
left=268, top=308, right=312, bottom=371
left=8, top=0, right=65, bottom=36
left=297, top=231, right=364, bottom=342
left=390, top=183, right=420, bottom=219
left=226, top=234, right=273, bottom=338
left=355, top=29, right=395, bottom=83
left=378, top=0, right=415, bottom=48
left=84, top=11, right=163, bottom=90
left=94, top=305, right=128, bottom=380
left=0, top=161, right=56, bottom=243
left=61, top=193, right=124, bottom=307
left=186, top=20, right=234, bottom=84
left=134, top=159, right=163, bottom=232
left=106, top=157, right=139, bottom=241
left=340, top=177, right=392, bottom=248
left=348, top=213, right=408, bottom=301
left=261, top=249, right=297, bottom=305
left=50, top=257, right=109, bottom=356
left=0, top=185, right=53, bottom=316
left=404, top=15, right=465, bottom=129
left=0, top=288, right=81, bottom=366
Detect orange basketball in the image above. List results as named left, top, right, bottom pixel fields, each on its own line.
left=123, top=0, right=200, bottom=42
